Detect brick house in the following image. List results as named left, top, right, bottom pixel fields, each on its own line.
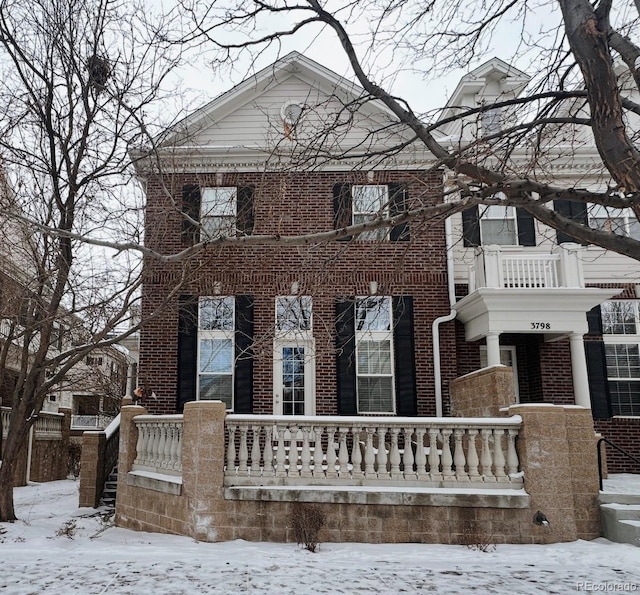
left=136, top=52, right=639, bottom=471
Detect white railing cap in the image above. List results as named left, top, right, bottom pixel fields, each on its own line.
left=104, top=413, right=121, bottom=439
left=134, top=414, right=184, bottom=423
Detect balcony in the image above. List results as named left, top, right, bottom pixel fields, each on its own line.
left=456, top=243, right=619, bottom=342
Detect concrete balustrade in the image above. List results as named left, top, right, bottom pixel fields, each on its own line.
left=224, top=415, right=522, bottom=489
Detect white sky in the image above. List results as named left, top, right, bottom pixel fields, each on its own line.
left=2, top=478, right=639, bottom=594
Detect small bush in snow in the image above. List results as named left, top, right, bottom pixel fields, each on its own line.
left=290, top=503, right=326, bottom=553
left=56, top=519, right=77, bottom=539
left=459, top=521, right=496, bottom=553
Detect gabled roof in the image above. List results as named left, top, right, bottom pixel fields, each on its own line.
left=157, top=51, right=399, bottom=148
left=441, top=57, right=530, bottom=118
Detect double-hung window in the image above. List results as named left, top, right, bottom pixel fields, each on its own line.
left=201, top=187, right=237, bottom=239
left=198, top=296, right=234, bottom=409
left=352, top=185, right=389, bottom=241
left=478, top=196, right=517, bottom=246
left=601, top=300, right=640, bottom=416
left=355, top=296, right=395, bottom=413
left=588, top=205, right=640, bottom=241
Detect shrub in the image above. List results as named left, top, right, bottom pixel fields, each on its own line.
left=290, top=503, right=326, bottom=553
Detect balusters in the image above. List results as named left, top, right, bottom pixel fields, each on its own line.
left=275, top=424, right=287, bottom=478
left=376, top=426, right=388, bottom=479
left=364, top=428, right=375, bottom=477
left=441, top=429, right=454, bottom=478
left=466, top=429, right=480, bottom=481
left=225, top=423, right=237, bottom=477
left=480, top=428, right=495, bottom=481
left=325, top=426, right=337, bottom=478
left=401, top=427, right=415, bottom=480
left=262, top=426, right=274, bottom=477
left=389, top=428, right=401, bottom=480
left=414, top=428, right=426, bottom=478
left=300, top=426, right=312, bottom=478
left=251, top=425, right=262, bottom=476
left=428, top=428, right=441, bottom=480
left=312, top=426, right=325, bottom=478
left=453, top=428, right=467, bottom=481
left=493, top=429, right=507, bottom=480
left=351, top=426, right=363, bottom=479
left=506, top=428, right=519, bottom=476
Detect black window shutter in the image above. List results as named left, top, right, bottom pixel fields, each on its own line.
left=393, top=297, right=417, bottom=416
left=584, top=305, right=612, bottom=418
left=234, top=295, right=254, bottom=414
left=516, top=208, right=536, bottom=246
left=389, top=183, right=410, bottom=242
left=336, top=298, right=357, bottom=414
left=554, top=200, right=589, bottom=245
left=182, top=184, right=201, bottom=243
left=236, top=186, right=255, bottom=236
left=333, top=183, right=352, bottom=241
left=462, top=205, right=481, bottom=247
left=177, top=296, right=198, bottom=413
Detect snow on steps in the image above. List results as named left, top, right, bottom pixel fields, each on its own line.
left=600, top=495, right=640, bottom=547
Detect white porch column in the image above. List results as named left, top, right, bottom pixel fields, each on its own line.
left=486, top=332, right=502, bottom=367
left=569, top=332, right=591, bottom=408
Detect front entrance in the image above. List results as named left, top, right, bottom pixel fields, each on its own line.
left=273, top=341, right=315, bottom=415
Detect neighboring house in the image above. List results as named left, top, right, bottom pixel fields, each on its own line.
left=135, top=52, right=639, bottom=471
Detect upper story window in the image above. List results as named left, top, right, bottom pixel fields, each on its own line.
left=201, top=187, right=236, bottom=239
left=352, top=185, right=389, bottom=241
left=478, top=203, right=517, bottom=246
left=276, top=296, right=312, bottom=333
left=482, top=107, right=502, bottom=135
left=588, top=205, right=640, bottom=241
left=198, top=296, right=234, bottom=409
left=601, top=300, right=640, bottom=416
left=355, top=296, right=394, bottom=414
left=333, top=182, right=409, bottom=242
left=462, top=194, right=535, bottom=248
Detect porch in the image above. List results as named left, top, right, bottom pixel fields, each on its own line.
left=111, top=391, right=602, bottom=544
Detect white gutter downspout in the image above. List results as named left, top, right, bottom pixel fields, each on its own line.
left=432, top=207, right=458, bottom=418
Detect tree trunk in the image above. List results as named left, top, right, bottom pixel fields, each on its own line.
left=0, top=458, right=17, bottom=522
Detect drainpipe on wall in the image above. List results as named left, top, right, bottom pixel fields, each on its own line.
left=432, top=198, right=458, bottom=418
left=25, top=424, right=34, bottom=483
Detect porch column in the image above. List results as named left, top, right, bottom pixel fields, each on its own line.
left=486, top=332, right=501, bottom=367
left=569, top=333, right=591, bottom=408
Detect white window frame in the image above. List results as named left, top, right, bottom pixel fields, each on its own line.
left=197, top=296, right=235, bottom=410
left=275, top=296, right=313, bottom=335
left=352, top=185, right=389, bottom=241
left=355, top=296, right=395, bottom=414
left=201, top=187, right=237, bottom=240
left=601, top=300, right=640, bottom=416
left=479, top=345, right=519, bottom=402
left=478, top=195, right=518, bottom=246
left=482, top=106, right=503, bottom=135
left=588, top=205, right=640, bottom=241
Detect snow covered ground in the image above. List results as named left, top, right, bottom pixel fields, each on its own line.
left=1, top=478, right=640, bottom=594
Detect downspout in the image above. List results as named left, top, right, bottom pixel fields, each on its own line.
left=432, top=206, right=458, bottom=418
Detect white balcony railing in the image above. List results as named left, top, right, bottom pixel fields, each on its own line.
left=71, top=414, right=116, bottom=430
left=224, top=415, right=523, bottom=489
left=469, top=243, right=585, bottom=292
left=34, top=412, right=64, bottom=439
left=132, top=415, right=184, bottom=477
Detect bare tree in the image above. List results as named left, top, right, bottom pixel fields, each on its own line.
left=0, top=0, right=191, bottom=522
left=162, top=0, right=640, bottom=260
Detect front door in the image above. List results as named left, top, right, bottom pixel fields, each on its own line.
left=273, top=341, right=315, bottom=415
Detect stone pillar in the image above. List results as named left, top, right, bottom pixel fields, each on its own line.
left=114, top=404, right=146, bottom=518
left=181, top=400, right=229, bottom=542
left=485, top=332, right=501, bottom=367
left=450, top=366, right=515, bottom=417
left=569, top=333, right=591, bottom=408
left=508, top=404, right=600, bottom=542
left=79, top=431, right=106, bottom=508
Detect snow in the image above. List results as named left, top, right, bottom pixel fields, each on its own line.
left=1, top=478, right=639, bottom=594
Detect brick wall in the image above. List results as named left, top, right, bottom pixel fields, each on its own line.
left=139, top=170, right=456, bottom=416
left=594, top=418, right=640, bottom=473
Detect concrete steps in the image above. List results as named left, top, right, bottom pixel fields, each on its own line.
left=600, top=494, right=640, bottom=546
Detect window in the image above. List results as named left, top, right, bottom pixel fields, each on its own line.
left=478, top=195, right=517, bottom=245
left=482, top=107, right=502, bottom=135
left=333, top=183, right=409, bottom=242
left=588, top=205, right=640, bottom=240
left=352, top=185, right=389, bottom=241
left=86, top=356, right=103, bottom=366
left=355, top=296, right=395, bottom=413
left=276, top=296, right=312, bottom=333
left=198, top=296, right=234, bottom=409
left=601, top=300, right=640, bottom=416
left=462, top=198, right=535, bottom=247
left=201, top=187, right=237, bottom=239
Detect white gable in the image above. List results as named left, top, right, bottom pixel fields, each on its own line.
left=155, top=52, right=435, bottom=171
